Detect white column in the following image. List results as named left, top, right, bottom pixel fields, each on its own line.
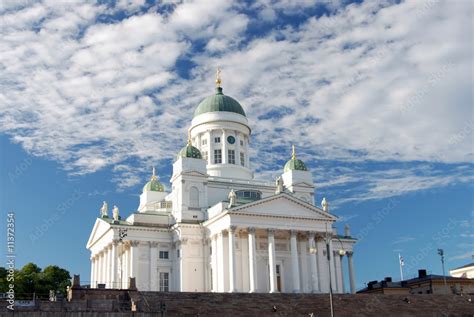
left=290, top=230, right=301, bottom=292
left=268, top=229, right=277, bottom=293
left=217, top=231, right=225, bottom=292
left=150, top=242, right=158, bottom=291
left=347, top=251, right=356, bottom=294
left=211, top=235, right=218, bottom=292
left=123, top=245, right=129, bottom=288
left=245, top=137, right=250, bottom=167
left=235, top=131, right=241, bottom=166
left=308, top=232, right=319, bottom=293
left=97, top=252, right=103, bottom=285
left=221, top=129, right=227, bottom=164
left=130, top=241, right=138, bottom=282
left=228, top=226, right=237, bottom=292
left=316, top=238, right=328, bottom=292
left=105, top=246, right=111, bottom=288
left=110, top=241, right=118, bottom=289
left=329, top=241, right=337, bottom=293
left=339, top=253, right=345, bottom=293
left=207, top=130, right=213, bottom=165
left=90, top=256, right=95, bottom=288
left=248, top=227, right=257, bottom=293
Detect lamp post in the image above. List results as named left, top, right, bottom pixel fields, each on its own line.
left=118, top=228, right=128, bottom=289
left=437, top=249, right=448, bottom=294
left=324, top=223, right=335, bottom=317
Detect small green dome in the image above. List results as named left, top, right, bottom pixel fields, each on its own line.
left=177, top=142, right=202, bottom=159
left=284, top=159, right=308, bottom=172
left=284, top=145, right=308, bottom=172
left=194, top=87, right=246, bottom=118
left=143, top=168, right=164, bottom=192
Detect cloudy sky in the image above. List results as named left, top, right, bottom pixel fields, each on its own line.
left=0, top=0, right=472, bottom=290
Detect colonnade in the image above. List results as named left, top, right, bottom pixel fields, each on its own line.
left=90, top=240, right=160, bottom=290
left=210, top=227, right=356, bottom=294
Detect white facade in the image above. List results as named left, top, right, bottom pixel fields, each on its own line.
left=86, top=84, right=357, bottom=294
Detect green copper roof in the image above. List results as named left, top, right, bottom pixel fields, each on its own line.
left=143, top=179, right=164, bottom=192
left=284, top=146, right=308, bottom=172
left=177, top=143, right=202, bottom=160
left=143, top=168, right=164, bottom=192
left=193, top=87, right=246, bottom=117
left=284, top=158, right=308, bottom=172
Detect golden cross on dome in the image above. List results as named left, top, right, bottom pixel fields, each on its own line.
left=215, top=67, right=222, bottom=88
left=292, top=145, right=296, bottom=160
left=151, top=166, right=157, bottom=181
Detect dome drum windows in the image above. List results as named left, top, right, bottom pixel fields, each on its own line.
left=228, top=150, right=235, bottom=164
left=235, top=190, right=262, bottom=202
left=214, top=149, right=222, bottom=164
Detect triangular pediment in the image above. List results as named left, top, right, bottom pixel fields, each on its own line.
left=230, top=193, right=337, bottom=221
left=86, top=218, right=111, bottom=249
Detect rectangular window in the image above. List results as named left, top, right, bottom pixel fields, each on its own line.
left=202, top=151, right=208, bottom=161
left=214, top=137, right=221, bottom=143
left=202, top=139, right=207, bottom=145
left=159, top=251, right=169, bottom=259
left=177, top=249, right=180, bottom=258
left=240, top=140, right=244, bottom=146
left=240, top=152, right=245, bottom=166
left=159, top=272, right=169, bottom=292
left=214, top=149, right=222, bottom=164
left=228, top=150, right=235, bottom=164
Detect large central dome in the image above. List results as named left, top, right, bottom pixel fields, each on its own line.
left=193, top=87, right=246, bottom=117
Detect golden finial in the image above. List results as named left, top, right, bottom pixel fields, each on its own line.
left=215, top=67, right=222, bottom=88
left=187, top=130, right=192, bottom=146
left=291, top=145, right=296, bottom=160
left=151, top=166, right=157, bottom=181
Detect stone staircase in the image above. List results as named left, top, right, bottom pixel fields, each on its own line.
left=1, top=291, right=472, bottom=316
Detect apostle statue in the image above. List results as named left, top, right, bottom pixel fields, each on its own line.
left=275, top=176, right=284, bottom=194
left=344, top=224, right=351, bottom=237
left=112, top=205, right=120, bottom=221
left=100, top=201, right=108, bottom=218
left=228, top=189, right=236, bottom=208
left=321, top=197, right=329, bottom=212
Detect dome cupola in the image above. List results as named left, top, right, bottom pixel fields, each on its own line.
left=142, top=167, right=165, bottom=192
left=284, top=145, right=308, bottom=172
left=193, top=68, right=246, bottom=118
left=177, top=137, right=202, bottom=160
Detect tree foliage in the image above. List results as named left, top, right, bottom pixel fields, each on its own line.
left=0, top=263, right=71, bottom=299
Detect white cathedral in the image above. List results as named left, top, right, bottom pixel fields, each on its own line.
left=86, top=73, right=357, bottom=294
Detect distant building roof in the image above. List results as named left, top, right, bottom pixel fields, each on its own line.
left=451, top=262, right=474, bottom=271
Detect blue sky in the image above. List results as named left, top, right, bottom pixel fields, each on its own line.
left=0, top=0, right=472, bottom=290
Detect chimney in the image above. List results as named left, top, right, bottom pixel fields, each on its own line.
left=418, top=269, right=427, bottom=278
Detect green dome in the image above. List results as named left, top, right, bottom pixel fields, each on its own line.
left=284, top=158, right=308, bottom=172
left=143, top=168, right=164, bottom=192
left=194, top=87, right=246, bottom=117
left=177, top=143, right=202, bottom=159
left=284, top=145, right=308, bottom=172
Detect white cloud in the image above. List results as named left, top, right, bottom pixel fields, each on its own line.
left=0, top=0, right=472, bottom=205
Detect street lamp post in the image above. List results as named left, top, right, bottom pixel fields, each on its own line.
left=324, top=223, right=335, bottom=317
left=118, top=228, right=128, bottom=289
left=437, top=249, right=448, bottom=294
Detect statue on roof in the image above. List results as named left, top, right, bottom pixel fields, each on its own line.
left=112, top=205, right=120, bottom=222
left=228, top=189, right=236, bottom=208
left=275, top=176, right=284, bottom=194
left=100, top=201, right=108, bottom=218
left=322, top=197, right=329, bottom=212
left=344, top=224, right=351, bottom=237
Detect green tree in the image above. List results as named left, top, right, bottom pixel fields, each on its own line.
left=0, top=263, right=71, bottom=299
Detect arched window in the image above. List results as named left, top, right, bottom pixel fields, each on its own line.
left=189, top=186, right=199, bottom=208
